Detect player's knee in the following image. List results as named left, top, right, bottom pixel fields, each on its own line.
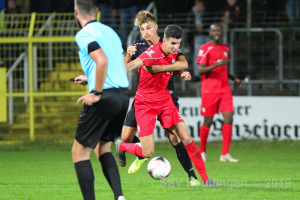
left=224, top=117, right=233, bottom=125
left=143, top=148, right=154, bottom=158
left=71, top=145, right=79, bottom=160
left=121, top=134, right=130, bottom=142
left=181, top=135, right=192, bottom=145
left=121, top=127, right=136, bottom=142
left=168, top=133, right=179, bottom=145
left=203, top=118, right=213, bottom=127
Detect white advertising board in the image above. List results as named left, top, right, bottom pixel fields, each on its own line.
left=134, top=97, right=300, bottom=142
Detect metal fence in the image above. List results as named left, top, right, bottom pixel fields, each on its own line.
left=0, top=7, right=300, bottom=142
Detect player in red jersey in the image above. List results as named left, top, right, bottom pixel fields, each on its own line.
left=116, top=25, right=217, bottom=185
left=197, top=23, right=241, bottom=162
left=118, top=11, right=200, bottom=187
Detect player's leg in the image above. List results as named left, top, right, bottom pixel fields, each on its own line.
left=115, top=102, right=138, bottom=167
left=121, top=125, right=137, bottom=142
left=72, top=140, right=95, bottom=200
left=98, top=140, right=125, bottom=200
left=165, top=129, right=200, bottom=186
left=199, top=116, right=213, bottom=161
left=219, top=92, right=238, bottom=162
left=220, top=111, right=238, bottom=162
left=159, top=99, right=216, bottom=185
left=98, top=88, right=128, bottom=200
left=199, top=93, right=219, bottom=161
left=121, top=101, right=139, bottom=143
left=117, top=134, right=154, bottom=158
left=171, top=122, right=209, bottom=183
left=73, top=101, right=103, bottom=200
left=116, top=103, right=157, bottom=162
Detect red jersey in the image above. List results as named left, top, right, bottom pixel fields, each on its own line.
left=135, top=42, right=178, bottom=102
left=197, top=42, right=231, bottom=94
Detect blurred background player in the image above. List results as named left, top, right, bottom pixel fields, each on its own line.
left=197, top=23, right=241, bottom=162
left=119, top=11, right=201, bottom=186
left=117, top=25, right=217, bottom=185
left=72, top=0, right=128, bottom=199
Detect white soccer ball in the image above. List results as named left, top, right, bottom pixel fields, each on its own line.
left=147, top=157, right=171, bottom=180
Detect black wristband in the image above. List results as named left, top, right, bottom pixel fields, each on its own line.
left=92, top=89, right=103, bottom=96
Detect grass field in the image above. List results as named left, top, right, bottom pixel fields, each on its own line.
left=0, top=140, right=299, bottom=200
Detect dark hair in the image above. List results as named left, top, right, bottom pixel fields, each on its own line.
left=74, top=0, right=96, bottom=16
left=195, top=0, right=205, bottom=4
left=164, top=25, right=182, bottom=39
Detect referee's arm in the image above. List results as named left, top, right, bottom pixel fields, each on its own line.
left=77, top=47, right=107, bottom=105
left=90, top=48, right=108, bottom=93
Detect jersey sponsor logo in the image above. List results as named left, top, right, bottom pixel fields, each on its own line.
left=224, top=52, right=228, bottom=57
left=198, top=50, right=204, bottom=56
left=207, top=46, right=213, bottom=50
left=145, top=49, right=155, bottom=57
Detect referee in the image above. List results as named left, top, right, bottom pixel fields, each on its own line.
left=72, top=0, right=128, bottom=200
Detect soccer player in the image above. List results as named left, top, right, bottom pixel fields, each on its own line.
left=72, top=0, right=128, bottom=199
left=119, top=11, right=200, bottom=186
left=197, top=23, right=241, bottom=162
left=116, top=24, right=216, bottom=185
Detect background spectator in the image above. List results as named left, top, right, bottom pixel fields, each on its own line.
left=96, top=0, right=116, bottom=29
left=0, top=0, right=5, bottom=11
left=1, top=0, right=26, bottom=29
left=189, top=0, right=211, bottom=81
left=114, top=0, right=138, bottom=50
left=286, top=0, right=300, bottom=40
left=222, top=0, right=240, bottom=29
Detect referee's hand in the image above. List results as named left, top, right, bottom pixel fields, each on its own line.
left=77, top=94, right=101, bottom=105
left=73, top=75, right=88, bottom=84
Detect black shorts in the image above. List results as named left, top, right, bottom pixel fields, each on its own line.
left=123, top=93, right=179, bottom=128
left=75, top=88, right=129, bottom=148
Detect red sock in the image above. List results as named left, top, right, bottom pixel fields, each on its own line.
left=199, top=125, right=210, bottom=153
left=222, top=124, right=233, bottom=155
left=184, top=141, right=209, bottom=183
left=120, top=142, right=144, bottom=158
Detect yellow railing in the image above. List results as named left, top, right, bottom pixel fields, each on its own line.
left=0, top=12, right=93, bottom=142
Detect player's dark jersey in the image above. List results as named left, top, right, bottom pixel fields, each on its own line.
left=130, top=38, right=183, bottom=101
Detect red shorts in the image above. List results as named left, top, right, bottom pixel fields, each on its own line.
left=135, top=97, right=184, bottom=137
left=200, top=92, right=234, bottom=117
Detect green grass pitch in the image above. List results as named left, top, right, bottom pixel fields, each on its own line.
left=0, top=140, right=299, bottom=200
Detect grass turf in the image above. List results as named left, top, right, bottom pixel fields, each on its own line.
left=0, top=140, right=299, bottom=200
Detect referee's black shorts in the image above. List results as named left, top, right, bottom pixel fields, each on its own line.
left=75, top=88, right=129, bottom=148
left=123, top=93, right=179, bottom=128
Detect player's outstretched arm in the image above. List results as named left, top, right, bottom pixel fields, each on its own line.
left=145, top=55, right=188, bottom=73
left=125, top=57, right=144, bottom=73
left=198, top=58, right=229, bottom=75
left=228, top=73, right=242, bottom=86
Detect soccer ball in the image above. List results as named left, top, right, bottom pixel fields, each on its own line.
left=147, top=157, right=171, bottom=180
